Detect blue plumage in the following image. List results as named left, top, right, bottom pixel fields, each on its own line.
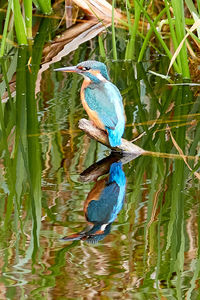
left=84, top=81, right=125, bottom=147
left=54, top=60, right=126, bottom=147
left=62, top=160, right=126, bottom=243
left=86, top=162, right=126, bottom=225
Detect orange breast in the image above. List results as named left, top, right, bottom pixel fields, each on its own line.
left=84, top=178, right=107, bottom=217
left=80, top=80, right=105, bottom=130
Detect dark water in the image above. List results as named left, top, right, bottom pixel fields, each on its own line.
left=0, top=23, right=199, bottom=299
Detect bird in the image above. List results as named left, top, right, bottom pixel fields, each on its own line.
left=54, top=60, right=125, bottom=147
left=62, top=160, right=126, bottom=243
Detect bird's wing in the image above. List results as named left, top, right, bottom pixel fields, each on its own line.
left=84, top=82, right=122, bottom=129
left=87, top=182, right=120, bottom=223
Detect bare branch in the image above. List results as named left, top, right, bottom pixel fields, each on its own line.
left=78, top=118, right=146, bottom=155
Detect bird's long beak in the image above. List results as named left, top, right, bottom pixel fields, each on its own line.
left=54, top=66, right=79, bottom=73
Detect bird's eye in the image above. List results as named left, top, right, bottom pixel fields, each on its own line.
left=82, top=67, right=90, bottom=71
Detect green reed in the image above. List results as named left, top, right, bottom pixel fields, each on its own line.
left=12, top=0, right=28, bottom=45
left=171, top=0, right=190, bottom=77
left=109, top=0, right=200, bottom=78
left=112, top=0, right=118, bottom=60
left=0, top=0, right=12, bottom=57
left=24, top=0, right=33, bottom=39
left=0, top=0, right=52, bottom=55
left=0, top=30, right=198, bottom=297
left=125, top=0, right=144, bottom=60
left=33, top=0, right=52, bottom=15
left=0, top=19, right=51, bottom=264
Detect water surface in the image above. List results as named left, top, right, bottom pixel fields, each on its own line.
left=0, top=23, right=199, bottom=300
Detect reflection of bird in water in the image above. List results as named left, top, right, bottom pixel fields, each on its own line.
left=62, top=161, right=126, bottom=243
left=55, top=60, right=125, bottom=147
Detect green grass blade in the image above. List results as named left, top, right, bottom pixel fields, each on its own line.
left=138, top=8, right=166, bottom=62
left=33, top=0, right=52, bottom=15
left=14, top=46, right=28, bottom=217
left=171, top=0, right=190, bottom=78
left=167, top=20, right=200, bottom=75
left=185, top=0, right=200, bottom=38
left=0, top=118, right=15, bottom=228
left=32, top=18, right=51, bottom=80
left=26, top=55, right=42, bottom=244
left=0, top=51, right=18, bottom=101
left=1, top=59, right=14, bottom=108
left=164, top=0, right=181, bottom=68
left=112, top=0, right=118, bottom=60
left=12, top=0, right=27, bottom=45
left=125, top=0, right=132, bottom=35
left=134, top=0, right=181, bottom=74
left=25, top=18, right=52, bottom=241
left=24, top=0, right=32, bottom=39
left=125, top=0, right=144, bottom=59
left=186, top=28, right=200, bottom=44
left=98, top=35, right=106, bottom=58
left=0, top=0, right=12, bottom=57
left=0, top=63, right=16, bottom=227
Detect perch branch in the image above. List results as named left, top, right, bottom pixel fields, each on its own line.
left=78, top=118, right=146, bottom=155
left=80, top=153, right=142, bottom=182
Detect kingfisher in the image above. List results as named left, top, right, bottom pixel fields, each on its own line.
left=62, top=160, right=126, bottom=243
left=54, top=60, right=125, bottom=147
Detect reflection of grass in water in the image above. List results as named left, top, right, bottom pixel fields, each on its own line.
left=127, top=114, right=200, bottom=126
left=0, top=6, right=199, bottom=297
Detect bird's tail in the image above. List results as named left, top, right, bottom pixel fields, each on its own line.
left=107, top=127, right=124, bottom=147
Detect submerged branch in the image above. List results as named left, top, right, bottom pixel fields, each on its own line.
left=78, top=118, right=146, bottom=155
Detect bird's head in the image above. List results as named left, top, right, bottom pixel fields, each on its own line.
left=54, top=60, right=110, bottom=83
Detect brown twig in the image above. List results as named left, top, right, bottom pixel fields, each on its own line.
left=78, top=118, right=146, bottom=155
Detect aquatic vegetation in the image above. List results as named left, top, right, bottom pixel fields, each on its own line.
left=0, top=0, right=199, bottom=78
left=0, top=0, right=199, bottom=298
